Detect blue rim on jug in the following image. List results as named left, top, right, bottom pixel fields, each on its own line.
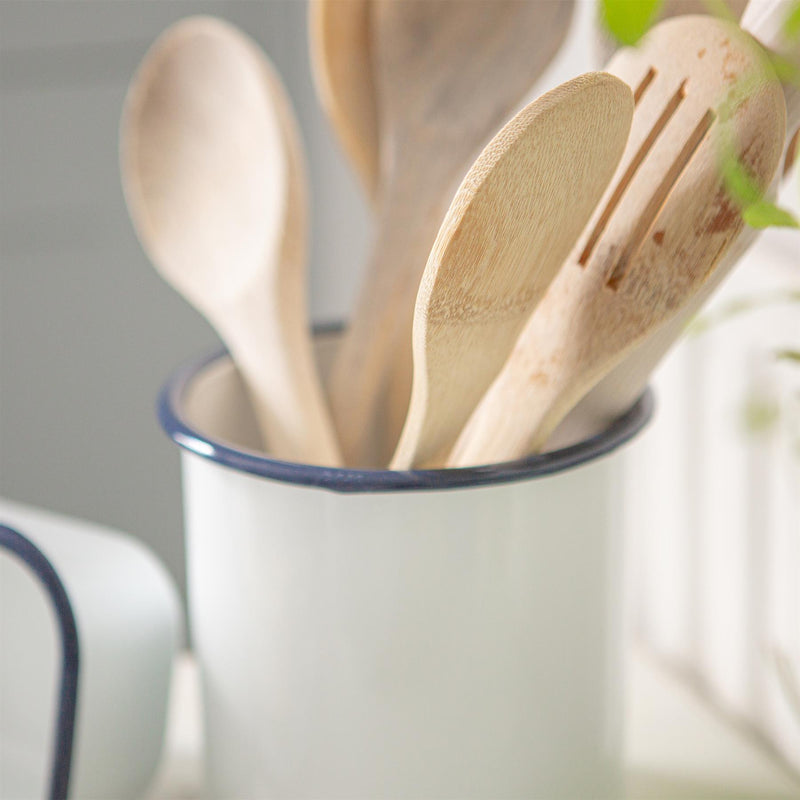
left=158, top=349, right=654, bottom=494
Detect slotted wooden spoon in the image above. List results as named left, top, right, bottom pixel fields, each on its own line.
left=550, top=0, right=800, bottom=447
left=327, top=0, right=575, bottom=467
left=121, top=16, right=342, bottom=466
left=449, top=15, right=785, bottom=466
left=390, top=73, right=633, bottom=469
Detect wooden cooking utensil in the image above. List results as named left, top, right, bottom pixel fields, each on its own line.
left=449, top=15, right=785, bottom=466
left=328, top=0, right=575, bottom=467
left=309, top=0, right=379, bottom=204
left=550, top=0, right=800, bottom=447
left=389, top=73, right=633, bottom=470
left=121, top=16, right=342, bottom=466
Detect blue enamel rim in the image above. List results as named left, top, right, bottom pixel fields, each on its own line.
left=158, top=348, right=654, bottom=494
left=0, top=525, right=78, bottom=800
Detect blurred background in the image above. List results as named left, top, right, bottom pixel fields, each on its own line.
left=1, top=0, right=799, bottom=782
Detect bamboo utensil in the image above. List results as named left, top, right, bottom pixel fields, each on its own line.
left=390, top=73, right=633, bottom=470
left=121, top=16, right=342, bottom=466
left=309, top=0, right=378, bottom=204
left=552, top=0, right=800, bottom=447
left=327, top=0, right=575, bottom=467
left=450, top=15, right=786, bottom=466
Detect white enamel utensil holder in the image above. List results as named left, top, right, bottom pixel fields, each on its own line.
left=159, top=343, right=652, bottom=799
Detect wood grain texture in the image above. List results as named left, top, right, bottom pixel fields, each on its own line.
left=389, top=73, right=633, bottom=469
left=309, top=0, right=378, bottom=203
left=450, top=16, right=786, bottom=466
left=326, top=0, right=575, bottom=467
left=121, top=16, right=342, bottom=466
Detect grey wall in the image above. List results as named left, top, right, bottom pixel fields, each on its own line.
left=0, top=0, right=370, bottom=599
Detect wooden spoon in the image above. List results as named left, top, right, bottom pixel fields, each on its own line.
left=327, top=0, right=575, bottom=467
left=309, top=0, right=379, bottom=204
left=449, top=15, right=785, bottom=466
left=389, top=73, right=633, bottom=470
left=121, top=16, right=342, bottom=466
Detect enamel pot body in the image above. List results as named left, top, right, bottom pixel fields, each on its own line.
left=159, top=343, right=653, bottom=799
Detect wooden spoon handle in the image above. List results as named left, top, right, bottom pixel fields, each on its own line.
left=216, top=283, right=342, bottom=466
left=446, top=346, right=577, bottom=467
left=328, top=163, right=457, bottom=468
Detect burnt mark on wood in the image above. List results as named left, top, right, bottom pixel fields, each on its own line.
left=706, top=190, right=741, bottom=233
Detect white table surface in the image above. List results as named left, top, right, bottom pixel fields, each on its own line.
left=146, top=648, right=800, bottom=799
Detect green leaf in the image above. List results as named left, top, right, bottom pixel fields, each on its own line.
left=601, top=0, right=663, bottom=46
left=742, top=199, right=800, bottom=229
left=775, top=349, right=800, bottom=363
left=719, top=135, right=800, bottom=229
left=768, top=52, right=800, bottom=86
left=742, top=395, right=780, bottom=434
left=720, top=150, right=762, bottom=206
left=775, top=2, right=800, bottom=86
left=784, top=0, right=800, bottom=39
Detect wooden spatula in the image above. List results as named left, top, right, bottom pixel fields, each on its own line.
left=389, top=73, right=633, bottom=469
left=327, top=0, right=575, bottom=467
left=449, top=15, right=786, bottom=466
left=309, top=0, right=378, bottom=204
